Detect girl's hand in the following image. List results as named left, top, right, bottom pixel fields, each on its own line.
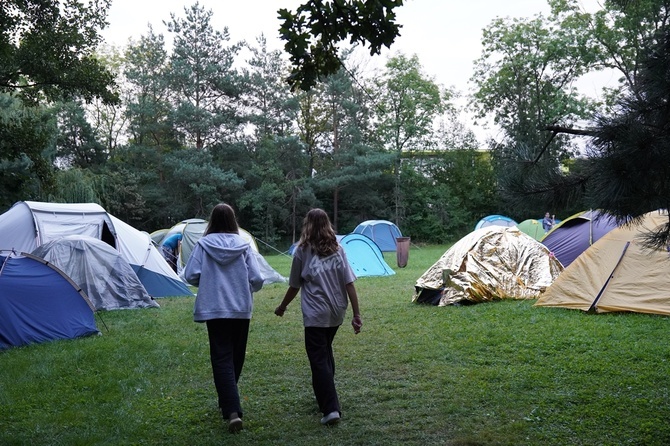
left=275, top=306, right=286, bottom=317
left=352, top=315, right=362, bottom=334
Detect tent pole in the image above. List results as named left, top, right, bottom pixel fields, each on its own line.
left=588, top=241, right=630, bottom=312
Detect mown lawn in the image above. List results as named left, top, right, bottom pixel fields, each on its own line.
left=1, top=245, right=669, bottom=445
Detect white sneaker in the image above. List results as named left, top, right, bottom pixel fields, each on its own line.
left=320, top=411, right=340, bottom=425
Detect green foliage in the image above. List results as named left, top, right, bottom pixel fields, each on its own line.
left=48, top=168, right=100, bottom=203
left=0, top=93, right=56, bottom=210
left=471, top=13, right=595, bottom=150
left=166, top=3, right=242, bottom=150
left=0, top=2, right=500, bottom=241
left=402, top=150, right=498, bottom=243
left=0, top=0, right=118, bottom=105
left=242, top=35, right=299, bottom=139
left=374, top=53, right=446, bottom=225
left=163, top=148, right=246, bottom=218
left=489, top=2, right=670, bottom=246
left=55, top=101, right=108, bottom=169
left=123, top=27, right=178, bottom=149
left=278, top=0, right=404, bottom=91
left=584, top=27, right=670, bottom=248
left=2, top=248, right=670, bottom=445
left=549, top=0, right=670, bottom=102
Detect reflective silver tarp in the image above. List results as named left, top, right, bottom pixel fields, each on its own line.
left=414, top=226, right=563, bottom=306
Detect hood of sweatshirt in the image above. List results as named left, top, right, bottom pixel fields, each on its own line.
left=197, top=233, right=250, bottom=267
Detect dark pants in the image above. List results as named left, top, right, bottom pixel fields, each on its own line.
left=206, top=318, right=250, bottom=419
left=304, top=326, right=341, bottom=416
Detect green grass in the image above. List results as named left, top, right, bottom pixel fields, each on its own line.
left=2, top=245, right=670, bottom=445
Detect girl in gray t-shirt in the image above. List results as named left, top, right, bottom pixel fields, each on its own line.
left=275, top=208, right=362, bottom=426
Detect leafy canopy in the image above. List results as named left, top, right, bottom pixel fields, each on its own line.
left=0, top=0, right=118, bottom=105
left=278, top=0, right=403, bottom=91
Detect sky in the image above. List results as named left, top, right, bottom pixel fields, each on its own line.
left=101, top=0, right=609, bottom=142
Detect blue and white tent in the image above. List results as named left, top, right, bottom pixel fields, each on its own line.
left=474, top=214, right=517, bottom=230
left=352, top=220, right=403, bottom=252
left=0, top=252, right=99, bottom=350
left=0, top=201, right=193, bottom=298
left=338, top=233, right=395, bottom=277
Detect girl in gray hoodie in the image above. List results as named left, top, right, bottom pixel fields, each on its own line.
left=183, top=203, right=264, bottom=433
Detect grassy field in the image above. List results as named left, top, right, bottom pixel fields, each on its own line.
left=2, top=244, right=670, bottom=445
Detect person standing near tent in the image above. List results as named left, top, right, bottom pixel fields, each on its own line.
left=274, top=208, right=362, bottom=426
left=542, top=212, right=555, bottom=233
left=161, top=232, right=182, bottom=272
left=183, top=203, right=264, bottom=434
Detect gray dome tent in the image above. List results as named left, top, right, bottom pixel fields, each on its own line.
left=32, top=235, right=159, bottom=311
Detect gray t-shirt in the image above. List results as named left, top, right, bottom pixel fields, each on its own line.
left=289, top=245, right=357, bottom=327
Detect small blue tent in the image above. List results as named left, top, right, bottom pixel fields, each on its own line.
left=475, top=215, right=517, bottom=230
left=0, top=252, right=99, bottom=350
left=338, top=234, right=395, bottom=277
left=352, top=220, right=402, bottom=252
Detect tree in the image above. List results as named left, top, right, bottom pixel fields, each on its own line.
left=583, top=26, right=670, bottom=249
left=0, top=94, right=56, bottom=210
left=278, top=0, right=404, bottom=91
left=549, top=0, right=670, bottom=107
left=470, top=12, right=598, bottom=216
left=0, top=0, right=118, bottom=105
left=124, top=27, right=178, bottom=149
left=501, top=21, right=670, bottom=249
left=54, top=101, right=107, bottom=169
left=242, top=35, right=298, bottom=139
left=237, top=36, right=304, bottom=243
left=373, top=53, right=445, bottom=225
left=0, top=0, right=119, bottom=211
left=310, top=63, right=395, bottom=231
left=87, top=46, right=127, bottom=154
left=166, top=2, right=242, bottom=149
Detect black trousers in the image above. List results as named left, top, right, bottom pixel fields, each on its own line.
left=206, top=318, right=250, bottom=419
left=304, top=326, right=341, bottom=416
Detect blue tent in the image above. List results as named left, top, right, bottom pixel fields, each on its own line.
left=338, top=234, right=395, bottom=277
left=475, top=215, right=517, bottom=230
left=352, top=220, right=402, bottom=252
left=0, top=252, right=99, bottom=350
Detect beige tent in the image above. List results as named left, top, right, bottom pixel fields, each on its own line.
left=413, top=226, right=563, bottom=306
left=535, top=210, right=670, bottom=315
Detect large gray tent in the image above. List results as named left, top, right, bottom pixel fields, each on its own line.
left=32, top=235, right=159, bottom=311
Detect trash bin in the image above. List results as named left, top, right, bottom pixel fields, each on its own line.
left=396, top=237, right=410, bottom=268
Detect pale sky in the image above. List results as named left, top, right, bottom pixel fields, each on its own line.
left=101, top=0, right=609, bottom=142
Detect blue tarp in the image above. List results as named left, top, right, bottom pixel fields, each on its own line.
left=0, top=253, right=99, bottom=350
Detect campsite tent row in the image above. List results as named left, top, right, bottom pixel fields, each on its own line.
left=0, top=201, right=193, bottom=298
left=536, top=210, right=670, bottom=316
left=417, top=209, right=670, bottom=317
left=285, top=220, right=402, bottom=277
left=160, top=219, right=400, bottom=279
left=154, top=218, right=287, bottom=285
left=0, top=201, right=194, bottom=349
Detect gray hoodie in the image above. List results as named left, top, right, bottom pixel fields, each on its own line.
left=183, top=233, right=264, bottom=322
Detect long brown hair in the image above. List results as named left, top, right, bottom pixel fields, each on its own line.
left=298, top=208, right=339, bottom=257
left=204, top=203, right=240, bottom=235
